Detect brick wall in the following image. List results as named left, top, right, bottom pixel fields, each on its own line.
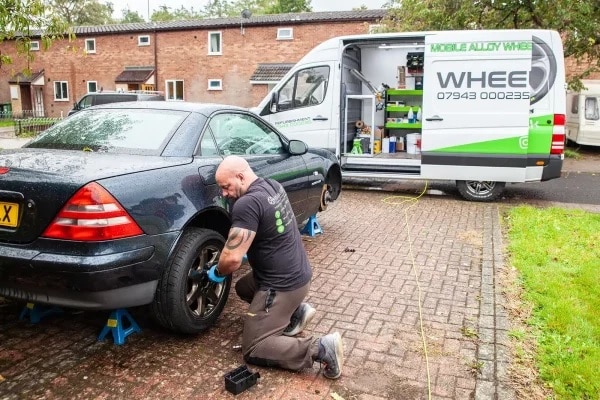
left=2, top=20, right=597, bottom=117
left=0, top=21, right=371, bottom=117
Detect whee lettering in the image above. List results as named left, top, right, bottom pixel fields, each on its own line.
left=437, top=71, right=528, bottom=89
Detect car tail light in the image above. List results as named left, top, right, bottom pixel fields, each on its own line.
left=42, top=182, right=143, bottom=241
left=551, top=114, right=565, bottom=155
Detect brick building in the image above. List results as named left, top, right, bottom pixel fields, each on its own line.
left=0, top=10, right=386, bottom=118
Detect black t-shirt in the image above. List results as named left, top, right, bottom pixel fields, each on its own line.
left=231, top=178, right=312, bottom=291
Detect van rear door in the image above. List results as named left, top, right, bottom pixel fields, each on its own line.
left=421, top=30, right=533, bottom=183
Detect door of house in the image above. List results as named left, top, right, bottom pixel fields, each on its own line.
left=33, top=87, right=44, bottom=117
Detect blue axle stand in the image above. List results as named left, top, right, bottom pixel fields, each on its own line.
left=19, top=302, right=64, bottom=324
left=98, top=308, right=141, bottom=345
left=301, top=214, right=323, bottom=237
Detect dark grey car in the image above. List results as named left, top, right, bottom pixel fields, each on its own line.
left=0, top=101, right=341, bottom=333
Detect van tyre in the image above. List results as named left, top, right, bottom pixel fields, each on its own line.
left=456, top=180, right=505, bottom=202
left=151, top=228, right=230, bottom=334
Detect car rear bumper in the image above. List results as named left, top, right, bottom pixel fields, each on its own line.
left=0, top=280, right=158, bottom=310
left=0, top=231, right=180, bottom=310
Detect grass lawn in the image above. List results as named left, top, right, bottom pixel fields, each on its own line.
left=504, top=206, right=600, bottom=399
left=0, top=120, right=15, bottom=128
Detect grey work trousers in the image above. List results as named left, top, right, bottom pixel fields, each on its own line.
left=235, top=272, right=318, bottom=371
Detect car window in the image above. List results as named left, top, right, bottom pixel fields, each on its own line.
left=79, top=95, right=93, bottom=109
left=209, top=113, right=285, bottom=156
left=25, top=108, right=187, bottom=155
left=199, top=130, right=219, bottom=156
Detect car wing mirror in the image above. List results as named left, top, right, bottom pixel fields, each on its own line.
left=288, top=139, right=308, bottom=155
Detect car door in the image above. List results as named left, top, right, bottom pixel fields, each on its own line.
left=207, top=111, right=311, bottom=219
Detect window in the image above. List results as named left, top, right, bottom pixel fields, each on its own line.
left=85, top=38, right=96, bottom=54
left=571, top=95, right=579, bottom=114
left=138, top=35, right=150, bottom=46
left=200, top=131, right=219, bottom=156
left=584, top=97, right=599, bottom=121
left=87, top=81, right=98, bottom=93
left=54, top=81, right=69, bottom=101
left=208, top=32, right=222, bottom=55
left=277, top=28, right=293, bottom=40
left=30, top=41, right=40, bottom=51
left=166, top=80, right=184, bottom=101
left=10, top=86, right=19, bottom=99
left=208, top=79, right=222, bottom=91
left=274, top=66, right=330, bottom=112
left=209, top=113, right=284, bottom=156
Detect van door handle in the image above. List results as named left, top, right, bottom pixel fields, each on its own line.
left=313, top=115, right=329, bottom=121
left=425, top=115, right=444, bottom=121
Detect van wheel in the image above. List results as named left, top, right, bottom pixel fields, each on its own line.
left=456, top=181, right=505, bottom=202
left=151, top=228, right=230, bottom=334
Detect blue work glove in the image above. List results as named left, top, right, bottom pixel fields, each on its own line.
left=207, top=264, right=226, bottom=283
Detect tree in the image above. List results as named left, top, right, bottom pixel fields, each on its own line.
left=46, top=0, right=115, bottom=25
left=151, top=5, right=202, bottom=21
left=264, top=0, right=312, bottom=14
left=0, top=0, right=72, bottom=70
left=121, top=9, right=145, bottom=23
left=381, top=0, right=600, bottom=88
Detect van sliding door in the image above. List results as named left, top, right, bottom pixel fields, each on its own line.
left=421, top=30, right=533, bottom=182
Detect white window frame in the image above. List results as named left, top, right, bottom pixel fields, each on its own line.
left=30, top=41, right=40, bottom=51
left=87, top=81, right=98, bottom=93
left=277, top=28, right=293, bottom=40
left=208, top=79, right=223, bottom=91
left=208, top=31, right=222, bottom=55
left=85, top=38, right=96, bottom=54
left=54, top=81, right=69, bottom=101
left=165, top=79, right=184, bottom=101
left=138, top=35, right=150, bottom=46
left=10, top=86, right=19, bottom=99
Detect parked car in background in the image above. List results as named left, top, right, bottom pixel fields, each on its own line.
left=0, top=102, right=341, bottom=334
left=68, top=91, right=165, bottom=116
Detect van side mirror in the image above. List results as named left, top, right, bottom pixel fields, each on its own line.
left=73, top=102, right=78, bottom=110
left=270, top=92, right=279, bottom=113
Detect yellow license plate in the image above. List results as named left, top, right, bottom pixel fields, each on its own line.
left=0, top=201, right=19, bottom=228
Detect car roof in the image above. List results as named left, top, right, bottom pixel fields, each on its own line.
left=91, top=101, right=247, bottom=115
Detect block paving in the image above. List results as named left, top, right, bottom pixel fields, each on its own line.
left=0, top=189, right=514, bottom=399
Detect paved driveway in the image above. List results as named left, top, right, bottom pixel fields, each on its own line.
left=0, top=190, right=511, bottom=399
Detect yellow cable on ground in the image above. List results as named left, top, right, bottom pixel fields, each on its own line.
left=383, top=182, right=432, bottom=400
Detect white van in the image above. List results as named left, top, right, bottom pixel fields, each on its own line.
left=254, top=30, right=566, bottom=201
left=566, top=80, right=600, bottom=146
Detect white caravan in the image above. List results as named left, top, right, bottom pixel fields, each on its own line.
left=566, top=80, right=600, bottom=146
left=253, top=30, right=567, bottom=201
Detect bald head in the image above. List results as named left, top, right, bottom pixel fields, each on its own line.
left=216, top=156, right=258, bottom=200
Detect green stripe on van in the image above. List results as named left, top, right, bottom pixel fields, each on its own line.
left=434, top=136, right=527, bottom=154
left=432, top=114, right=554, bottom=155
left=528, top=114, right=553, bottom=154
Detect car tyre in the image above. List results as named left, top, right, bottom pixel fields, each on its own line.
left=456, top=180, right=505, bottom=202
left=152, top=228, right=230, bottom=334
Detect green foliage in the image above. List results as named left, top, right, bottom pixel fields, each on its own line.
left=120, top=8, right=144, bottom=23
left=0, top=0, right=72, bottom=69
left=149, top=0, right=312, bottom=20
left=505, top=206, right=600, bottom=399
left=381, top=0, right=600, bottom=88
left=46, top=0, right=115, bottom=25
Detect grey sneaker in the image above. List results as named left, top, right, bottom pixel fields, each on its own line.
left=283, top=303, right=316, bottom=336
left=317, top=332, right=344, bottom=379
